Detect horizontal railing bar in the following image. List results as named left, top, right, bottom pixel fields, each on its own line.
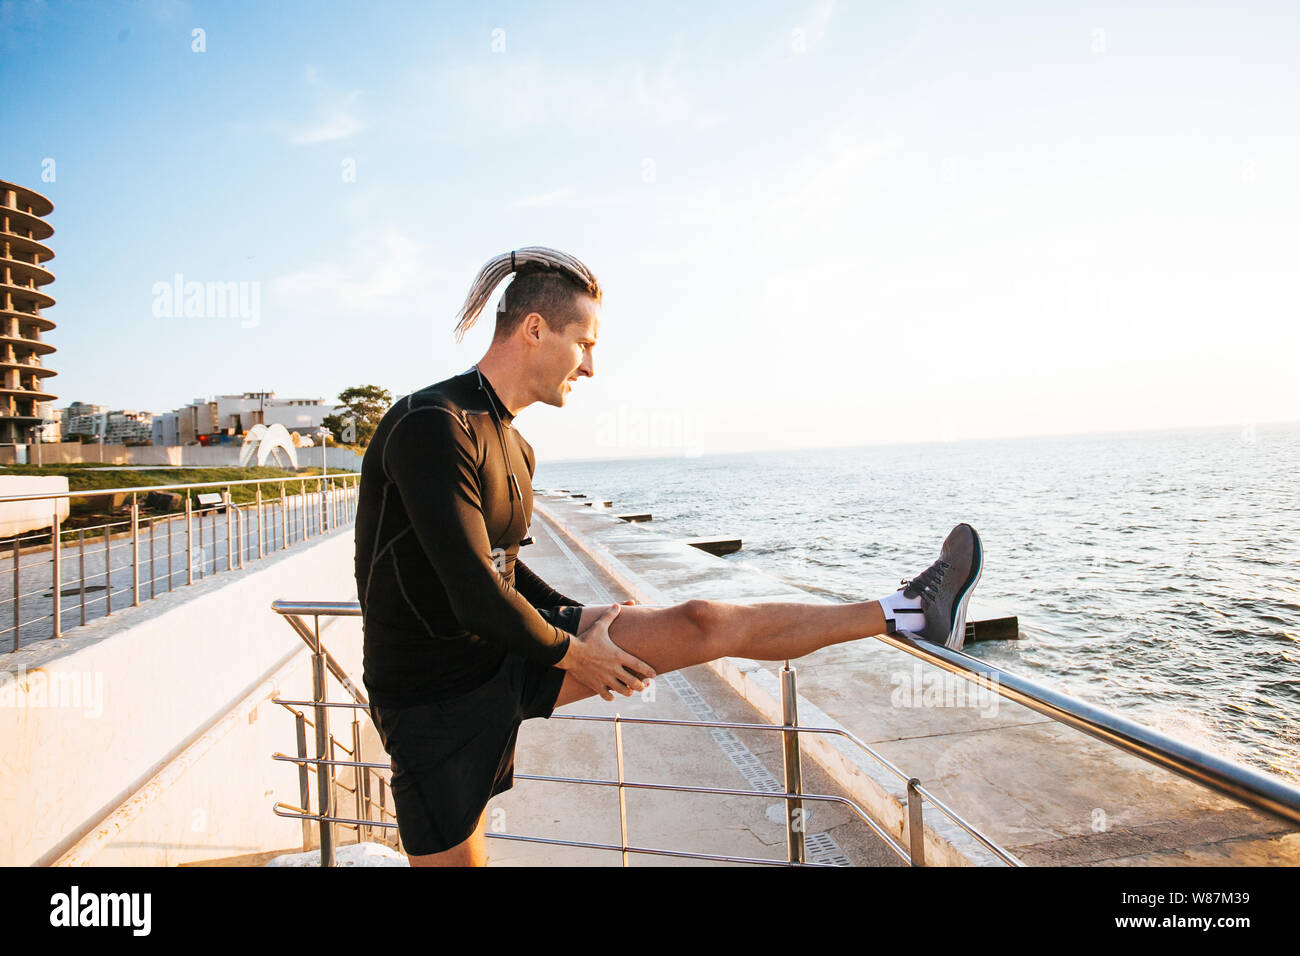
left=2, top=538, right=214, bottom=570
left=263, top=636, right=1009, bottom=859
left=272, top=597, right=1300, bottom=866
left=270, top=804, right=831, bottom=866
left=0, top=531, right=54, bottom=546
left=0, top=473, right=357, bottom=505
left=273, top=753, right=390, bottom=771
left=270, top=751, right=904, bottom=860
left=272, top=698, right=372, bottom=710
left=0, top=613, right=60, bottom=633
left=552, top=711, right=919, bottom=790
left=275, top=682, right=1081, bottom=853
left=911, top=781, right=1024, bottom=867
left=482, top=831, right=838, bottom=867
left=873, top=631, right=1300, bottom=827
left=272, top=601, right=364, bottom=617
left=515, top=772, right=910, bottom=860
left=553, top=712, right=906, bottom=777
left=274, top=805, right=395, bottom=830
left=268, top=707, right=354, bottom=739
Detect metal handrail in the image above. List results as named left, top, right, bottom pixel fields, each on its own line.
left=2, top=474, right=360, bottom=650
left=266, top=711, right=932, bottom=864
left=269, top=602, right=1017, bottom=866
left=270, top=599, right=1300, bottom=868
left=273, top=690, right=398, bottom=853
left=871, top=631, right=1300, bottom=827
left=0, top=471, right=350, bottom=505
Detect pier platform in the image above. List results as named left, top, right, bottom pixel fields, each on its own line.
left=485, top=501, right=902, bottom=866
left=523, top=492, right=1300, bottom=866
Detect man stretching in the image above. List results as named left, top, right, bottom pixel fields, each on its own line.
left=354, top=246, right=983, bottom=866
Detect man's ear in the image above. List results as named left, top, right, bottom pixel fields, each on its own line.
left=522, top=311, right=546, bottom=344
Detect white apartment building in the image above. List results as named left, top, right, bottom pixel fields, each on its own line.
left=152, top=391, right=346, bottom=445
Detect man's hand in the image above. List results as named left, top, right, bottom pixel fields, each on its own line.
left=557, top=603, right=656, bottom=702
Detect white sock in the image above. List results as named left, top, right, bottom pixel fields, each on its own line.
left=879, top=588, right=924, bottom=633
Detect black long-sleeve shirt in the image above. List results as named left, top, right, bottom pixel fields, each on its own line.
left=354, top=368, right=583, bottom=706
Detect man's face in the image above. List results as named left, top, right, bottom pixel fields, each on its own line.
left=534, top=296, right=600, bottom=408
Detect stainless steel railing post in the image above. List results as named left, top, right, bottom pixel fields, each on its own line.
left=781, top=662, right=806, bottom=864
left=224, top=488, right=233, bottom=571
left=184, top=494, right=193, bottom=585
left=79, top=529, right=86, bottom=624
left=149, top=516, right=156, bottom=599
left=353, top=718, right=368, bottom=843
left=130, top=493, right=140, bottom=607
left=906, top=778, right=926, bottom=866
left=256, top=484, right=264, bottom=559
left=105, top=520, right=114, bottom=613
left=615, top=714, right=629, bottom=868
left=11, top=538, right=19, bottom=651
left=311, top=615, right=335, bottom=867
left=51, top=511, right=61, bottom=637
left=295, top=711, right=313, bottom=852
left=280, top=481, right=288, bottom=551
left=265, top=598, right=1300, bottom=865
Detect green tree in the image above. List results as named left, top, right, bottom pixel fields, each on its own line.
left=329, top=385, right=392, bottom=446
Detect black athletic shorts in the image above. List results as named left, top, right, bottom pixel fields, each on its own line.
left=368, top=604, right=583, bottom=856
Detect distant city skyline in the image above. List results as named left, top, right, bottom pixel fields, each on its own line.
left=2, top=0, right=1296, bottom=462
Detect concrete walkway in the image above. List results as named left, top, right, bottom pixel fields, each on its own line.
left=484, top=505, right=902, bottom=866
left=530, top=492, right=1300, bottom=867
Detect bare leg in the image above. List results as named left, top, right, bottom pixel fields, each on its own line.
left=554, top=598, right=887, bottom=708
left=407, top=809, right=487, bottom=867
left=411, top=599, right=890, bottom=862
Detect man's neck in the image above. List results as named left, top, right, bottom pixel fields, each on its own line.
left=473, top=351, right=530, bottom=419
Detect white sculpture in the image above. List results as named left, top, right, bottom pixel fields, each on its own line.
left=238, top=423, right=299, bottom=468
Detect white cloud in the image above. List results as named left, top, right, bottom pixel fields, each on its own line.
left=427, top=58, right=618, bottom=134
left=632, top=34, right=728, bottom=130
left=802, top=0, right=837, bottom=50
left=270, top=232, right=432, bottom=313
left=761, top=127, right=903, bottom=227
left=407, top=40, right=726, bottom=139
left=285, top=67, right=363, bottom=144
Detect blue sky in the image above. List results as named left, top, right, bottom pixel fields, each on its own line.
left=2, top=0, right=1296, bottom=460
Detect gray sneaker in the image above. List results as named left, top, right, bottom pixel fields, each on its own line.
left=896, top=524, right=983, bottom=651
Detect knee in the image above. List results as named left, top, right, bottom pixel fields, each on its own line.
left=681, top=598, right=728, bottom=644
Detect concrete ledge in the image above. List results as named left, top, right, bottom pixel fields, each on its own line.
left=534, top=497, right=988, bottom=865
left=534, top=493, right=1300, bottom=867
left=1, top=527, right=363, bottom=866
left=53, top=641, right=305, bottom=866
left=0, top=475, right=69, bottom=536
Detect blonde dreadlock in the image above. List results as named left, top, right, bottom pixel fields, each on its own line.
left=453, top=246, right=602, bottom=344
